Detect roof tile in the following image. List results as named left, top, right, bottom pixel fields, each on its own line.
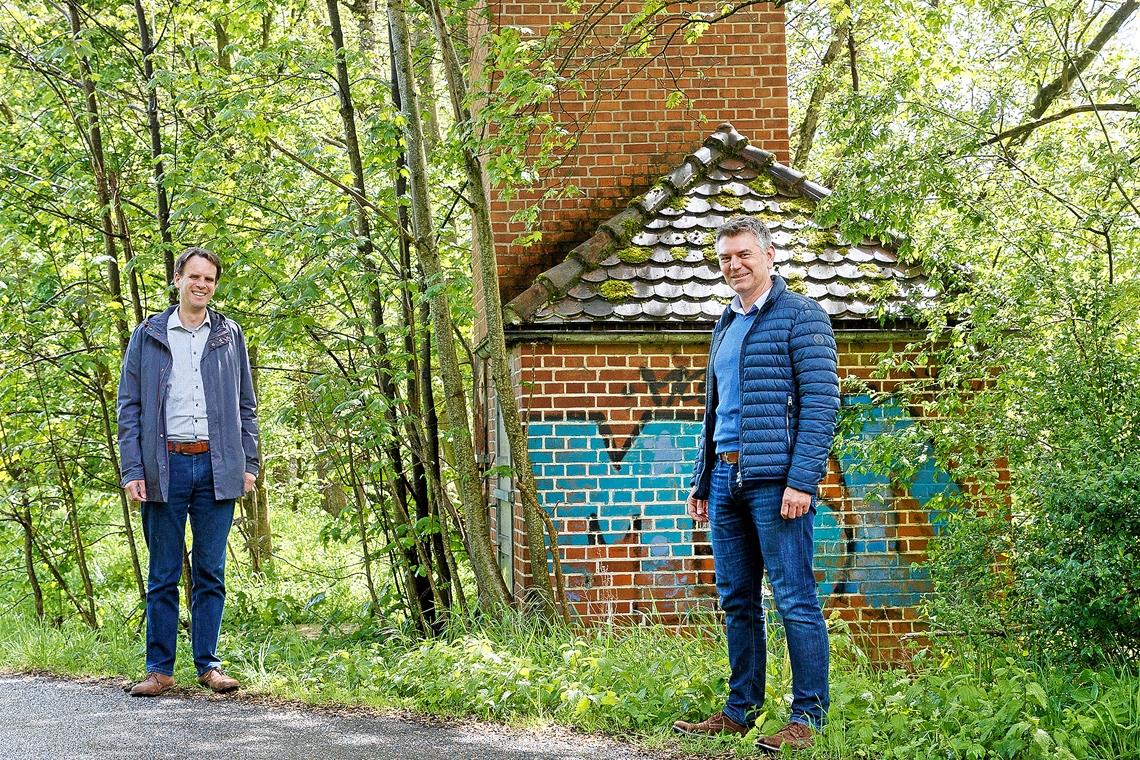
left=505, top=123, right=935, bottom=327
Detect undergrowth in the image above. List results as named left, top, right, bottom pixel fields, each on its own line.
left=1, top=595, right=1136, bottom=759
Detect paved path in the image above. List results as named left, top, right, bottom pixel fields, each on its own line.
left=0, top=675, right=675, bottom=760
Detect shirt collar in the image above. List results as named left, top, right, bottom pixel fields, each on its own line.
left=168, top=308, right=211, bottom=333
left=729, top=286, right=771, bottom=316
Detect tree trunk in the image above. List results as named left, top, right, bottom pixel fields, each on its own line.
left=424, top=0, right=562, bottom=618
left=420, top=301, right=468, bottom=615
left=133, top=0, right=176, bottom=293
left=327, top=0, right=436, bottom=629
left=792, top=19, right=849, bottom=170
left=109, top=175, right=145, bottom=324
left=21, top=501, right=45, bottom=620
left=1027, top=0, right=1138, bottom=122
left=388, top=0, right=510, bottom=613
left=66, top=0, right=130, bottom=354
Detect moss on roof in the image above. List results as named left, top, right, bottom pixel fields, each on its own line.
left=617, top=246, right=652, bottom=264
left=748, top=174, right=777, bottom=195
left=599, top=280, right=635, bottom=301
left=778, top=196, right=815, bottom=214
left=717, top=194, right=745, bottom=211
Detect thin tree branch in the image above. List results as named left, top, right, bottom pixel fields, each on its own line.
left=983, top=103, right=1138, bottom=145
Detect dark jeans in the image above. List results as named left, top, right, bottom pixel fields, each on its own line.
left=140, top=451, right=235, bottom=677
left=708, top=460, right=829, bottom=729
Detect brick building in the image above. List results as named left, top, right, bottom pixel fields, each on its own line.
left=474, top=2, right=955, bottom=660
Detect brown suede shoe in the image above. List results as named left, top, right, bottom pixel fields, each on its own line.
left=197, top=668, right=240, bottom=693
left=672, top=710, right=750, bottom=737
left=757, top=721, right=815, bottom=752
left=129, top=672, right=174, bottom=697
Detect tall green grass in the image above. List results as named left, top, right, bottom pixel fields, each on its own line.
left=2, top=601, right=1136, bottom=759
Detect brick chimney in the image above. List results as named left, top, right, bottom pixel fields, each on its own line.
left=472, top=0, right=790, bottom=312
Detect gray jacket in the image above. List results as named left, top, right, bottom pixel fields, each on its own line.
left=117, top=305, right=260, bottom=502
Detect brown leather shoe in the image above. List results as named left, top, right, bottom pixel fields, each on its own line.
left=672, top=710, right=750, bottom=736
left=129, top=672, right=173, bottom=697
left=197, top=668, right=240, bottom=693
left=757, top=721, right=815, bottom=752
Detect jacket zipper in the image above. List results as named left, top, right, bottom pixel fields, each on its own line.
left=786, top=394, right=793, bottom=448
left=735, top=304, right=768, bottom=487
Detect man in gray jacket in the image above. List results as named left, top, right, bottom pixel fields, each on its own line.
left=117, top=247, right=259, bottom=697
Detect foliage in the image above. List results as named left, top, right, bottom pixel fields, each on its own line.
left=2, top=606, right=1138, bottom=759
left=787, top=0, right=1140, bottom=662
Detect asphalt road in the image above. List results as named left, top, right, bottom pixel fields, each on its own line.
left=0, top=675, right=674, bottom=760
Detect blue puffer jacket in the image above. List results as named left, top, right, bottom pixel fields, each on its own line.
left=690, top=275, right=840, bottom=498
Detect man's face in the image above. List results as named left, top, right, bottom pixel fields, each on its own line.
left=717, top=231, right=775, bottom=305
left=173, top=256, right=218, bottom=310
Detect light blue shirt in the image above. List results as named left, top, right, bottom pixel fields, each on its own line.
left=165, top=309, right=211, bottom=442
left=712, top=288, right=771, bottom=453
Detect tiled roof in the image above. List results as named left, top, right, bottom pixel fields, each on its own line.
left=504, top=123, right=933, bottom=329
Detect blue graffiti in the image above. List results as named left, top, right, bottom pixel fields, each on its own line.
left=528, top=395, right=960, bottom=609
left=530, top=420, right=698, bottom=571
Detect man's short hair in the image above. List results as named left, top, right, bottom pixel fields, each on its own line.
left=174, top=247, right=223, bottom=280
left=716, top=216, right=774, bottom=251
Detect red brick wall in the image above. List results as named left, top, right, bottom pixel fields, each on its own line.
left=486, top=333, right=967, bottom=661
left=473, top=0, right=791, bottom=313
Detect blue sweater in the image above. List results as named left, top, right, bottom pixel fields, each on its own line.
left=690, top=275, right=840, bottom=497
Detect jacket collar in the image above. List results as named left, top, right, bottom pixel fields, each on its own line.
left=142, top=304, right=229, bottom=347
left=717, top=275, right=787, bottom=327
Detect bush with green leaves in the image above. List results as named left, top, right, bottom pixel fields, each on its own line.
left=1014, top=460, right=1140, bottom=661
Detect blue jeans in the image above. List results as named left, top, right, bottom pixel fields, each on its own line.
left=140, top=451, right=235, bottom=677
left=708, top=460, right=829, bottom=729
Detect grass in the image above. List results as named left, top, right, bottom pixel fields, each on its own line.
left=2, top=597, right=1137, bottom=759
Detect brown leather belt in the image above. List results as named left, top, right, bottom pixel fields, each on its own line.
left=167, top=440, right=209, bottom=455
left=718, top=451, right=739, bottom=464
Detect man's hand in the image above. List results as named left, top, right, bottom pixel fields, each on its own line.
left=243, top=472, right=256, bottom=496
left=125, top=480, right=147, bottom=502
left=780, top=487, right=813, bottom=520
left=686, top=491, right=708, bottom=525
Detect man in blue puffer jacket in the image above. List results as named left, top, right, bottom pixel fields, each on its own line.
left=672, top=217, right=840, bottom=752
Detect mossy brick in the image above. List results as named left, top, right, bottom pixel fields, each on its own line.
left=569, top=231, right=615, bottom=267
left=600, top=207, right=646, bottom=243
left=666, top=161, right=697, bottom=192
left=537, top=258, right=583, bottom=296
left=690, top=146, right=717, bottom=166
left=636, top=183, right=674, bottom=216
